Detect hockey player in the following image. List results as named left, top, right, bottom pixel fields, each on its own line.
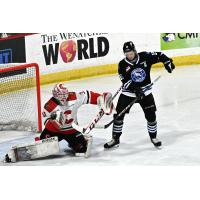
left=104, top=41, right=175, bottom=149
left=40, top=83, right=113, bottom=156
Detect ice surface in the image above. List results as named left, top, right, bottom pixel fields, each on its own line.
left=1, top=65, right=200, bottom=166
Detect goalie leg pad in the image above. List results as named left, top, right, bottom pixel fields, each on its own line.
left=84, top=135, right=93, bottom=158
left=5, top=137, right=60, bottom=163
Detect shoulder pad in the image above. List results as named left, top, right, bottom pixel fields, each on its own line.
left=44, top=97, right=59, bottom=112
left=139, top=51, right=149, bottom=55
left=119, top=59, right=126, bottom=66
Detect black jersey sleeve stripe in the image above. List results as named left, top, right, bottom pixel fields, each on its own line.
left=52, top=97, right=62, bottom=105
left=86, top=90, right=90, bottom=104
left=44, top=118, right=51, bottom=126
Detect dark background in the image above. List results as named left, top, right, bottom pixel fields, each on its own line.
left=0, top=36, right=26, bottom=63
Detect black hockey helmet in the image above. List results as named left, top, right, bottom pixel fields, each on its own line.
left=123, top=41, right=136, bottom=53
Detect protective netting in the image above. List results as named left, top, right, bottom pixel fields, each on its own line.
left=0, top=63, right=41, bottom=132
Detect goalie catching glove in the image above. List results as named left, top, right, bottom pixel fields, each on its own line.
left=97, top=92, right=115, bottom=115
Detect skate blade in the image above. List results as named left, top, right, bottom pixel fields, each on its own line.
left=104, top=144, right=119, bottom=151
left=75, top=153, right=85, bottom=157
left=154, top=145, right=162, bottom=150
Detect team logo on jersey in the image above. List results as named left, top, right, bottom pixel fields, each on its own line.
left=131, top=68, right=146, bottom=83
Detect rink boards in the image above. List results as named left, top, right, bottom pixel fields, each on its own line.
left=39, top=54, right=200, bottom=85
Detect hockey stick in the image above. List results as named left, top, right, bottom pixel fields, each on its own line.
left=72, top=85, right=123, bottom=134
left=96, top=75, right=162, bottom=129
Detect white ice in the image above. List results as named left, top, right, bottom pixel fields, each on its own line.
left=1, top=65, right=200, bottom=166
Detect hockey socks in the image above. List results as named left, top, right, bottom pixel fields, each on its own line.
left=147, top=121, right=162, bottom=147
left=104, top=120, right=123, bottom=149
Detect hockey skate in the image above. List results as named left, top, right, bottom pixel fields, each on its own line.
left=151, top=138, right=162, bottom=148
left=104, top=138, right=120, bottom=149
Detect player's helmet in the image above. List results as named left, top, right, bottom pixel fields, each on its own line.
left=123, top=41, right=136, bottom=53
left=52, top=83, right=69, bottom=104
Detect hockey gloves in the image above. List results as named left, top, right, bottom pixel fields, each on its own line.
left=135, top=88, right=145, bottom=100
left=124, top=80, right=145, bottom=100
left=164, top=59, right=175, bottom=73
left=50, top=109, right=66, bottom=128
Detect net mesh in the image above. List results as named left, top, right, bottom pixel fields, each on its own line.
left=0, top=63, right=40, bottom=132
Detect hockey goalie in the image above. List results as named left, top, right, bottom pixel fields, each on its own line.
left=5, top=83, right=114, bottom=162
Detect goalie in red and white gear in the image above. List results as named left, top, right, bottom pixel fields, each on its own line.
left=40, top=83, right=114, bottom=156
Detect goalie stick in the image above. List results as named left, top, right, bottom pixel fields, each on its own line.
left=96, top=75, right=162, bottom=129
left=72, top=85, right=123, bottom=134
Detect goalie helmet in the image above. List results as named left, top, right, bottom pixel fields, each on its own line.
left=52, top=83, right=69, bottom=105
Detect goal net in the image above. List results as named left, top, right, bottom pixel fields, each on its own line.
left=0, top=63, right=42, bottom=132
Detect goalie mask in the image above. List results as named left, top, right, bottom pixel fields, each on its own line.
left=52, top=83, right=69, bottom=105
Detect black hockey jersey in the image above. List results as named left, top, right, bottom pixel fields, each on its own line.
left=118, top=51, right=171, bottom=96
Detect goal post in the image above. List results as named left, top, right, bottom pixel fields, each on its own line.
left=0, top=63, right=42, bottom=132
